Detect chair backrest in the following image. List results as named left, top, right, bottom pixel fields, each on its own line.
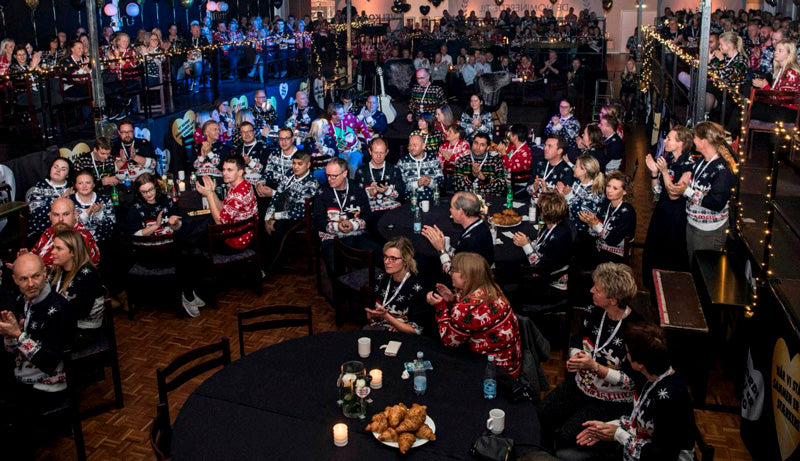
left=623, top=236, right=634, bottom=267
left=477, top=72, right=511, bottom=108
left=207, top=215, right=258, bottom=254
left=303, top=197, right=315, bottom=246
left=746, top=87, right=800, bottom=128
left=150, top=403, right=172, bottom=461
left=129, top=233, right=179, bottom=268
left=155, top=337, right=231, bottom=422
left=332, top=236, right=375, bottom=279
left=237, top=305, right=313, bottom=357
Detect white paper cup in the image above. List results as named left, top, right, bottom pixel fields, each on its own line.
left=421, top=200, right=430, bottom=212
left=358, top=337, right=371, bottom=358
left=534, top=136, right=542, bottom=146
left=486, top=409, right=505, bottom=434
left=444, top=236, right=451, bottom=251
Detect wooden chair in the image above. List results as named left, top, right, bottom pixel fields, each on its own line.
left=150, top=403, right=172, bottom=461
left=268, top=197, right=315, bottom=272
left=138, top=59, right=167, bottom=117
left=40, top=388, right=87, bottom=461
left=237, top=304, right=313, bottom=357
left=63, top=303, right=124, bottom=418
left=10, top=79, right=42, bottom=136
left=207, top=216, right=262, bottom=302
left=126, top=233, right=180, bottom=319
left=57, top=74, right=93, bottom=127
left=743, top=87, right=800, bottom=159
left=155, top=337, right=231, bottom=422
left=331, top=237, right=375, bottom=327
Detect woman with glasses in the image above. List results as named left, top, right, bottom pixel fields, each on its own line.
left=544, top=99, right=581, bottom=150
left=365, top=237, right=429, bottom=335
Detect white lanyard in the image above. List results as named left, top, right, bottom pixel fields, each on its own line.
left=592, top=308, right=629, bottom=360
left=603, top=201, right=623, bottom=227
left=280, top=150, right=295, bottom=176
left=23, top=301, right=32, bottom=334
left=411, top=154, right=424, bottom=179
left=774, top=67, right=785, bottom=87
left=629, top=368, right=675, bottom=422
left=369, top=163, right=386, bottom=183
left=724, top=52, right=738, bottom=68
left=334, top=181, right=350, bottom=212
left=542, top=159, right=562, bottom=182
left=90, top=155, right=101, bottom=179
left=46, top=179, right=65, bottom=195
left=420, top=84, right=430, bottom=104
left=382, top=272, right=410, bottom=307
left=690, top=154, right=718, bottom=188
left=55, top=273, right=64, bottom=294
left=507, top=142, right=524, bottom=159
left=242, top=142, right=256, bottom=157
left=471, top=152, right=489, bottom=170
left=121, top=142, right=133, bottom=162
left=534, top=224, right=556, bottom=251
left=461, top=219, right=482, bottom=241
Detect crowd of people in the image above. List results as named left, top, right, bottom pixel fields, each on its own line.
left=0, top=6, right=756, bottom=461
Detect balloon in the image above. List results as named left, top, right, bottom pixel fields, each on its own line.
left=180, top=0, right=193, bottom=9
left=419, top=5, right=429, bottom=15
left=206, top=0, right=217, bottom=10
left=70, top=0, right=86, bottom=10
left=495, top=0, right=504, bottom=5
left=271, top=0, right=282, bottom=8
left=548, top=0, right=556, bottom=4
left=103, top=3, right=118, bottom=16
left=603, top=0, right=612, bottom=10
left=218, top=1, right=228, bottom=11
left=391, top=4, right=401, bottom=13
left=25, top=0, right=39, bottom=9
left=401, top=3, right=411, bottom=12
left=125, top=2, right=140, bottom=16
left=431, top=0, right=441, bottom=6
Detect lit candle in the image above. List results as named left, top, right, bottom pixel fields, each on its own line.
left=369, top=369, right=382, bottom=389
left=333, top=423, right=348, bottom=446
left=178, top=180, right=186, bottom=192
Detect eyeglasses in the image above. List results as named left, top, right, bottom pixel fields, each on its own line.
left=278, top=136, right=293, bottom=141
left=326, top=171, right=346, bottom=178
left=139, top=187, right=156, bottom=194
left=383, top=255, right=403, bottom=263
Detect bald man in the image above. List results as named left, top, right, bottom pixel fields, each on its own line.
left=407, top=68, right=446, bottom=123
left=30, top=198, right=100, bottom=268
left=1, top=254, right=70, bottom=395
left=284, top=91, right=317, bottom=136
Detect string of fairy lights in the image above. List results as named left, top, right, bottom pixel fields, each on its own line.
left=642, top=25, right=759, bottom=316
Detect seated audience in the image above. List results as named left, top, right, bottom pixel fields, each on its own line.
left=412, top=115, right=442, bottom=158
left=261, top=127, right=301, bottom=197
left=397, top=134, right=444, bottom=202
left=112, top=119, right=157, bottom=180
left=434, top=105, right=455, bottom=136
left=234, top=121, right=270, bottom=186
left=422, top=191, right=495, bottom=273
left=355, top=138, right=405, bottom=218
left=327, top=103, right=370, bottom=174
left=357, top=95, right=389, bottom=139
left=49, top=229, right=105, bottom=348
left=306, top=118, right=339, bottom=184
left=365, top=237, right=429, bottom=335
left=452, top=133, right=508, bottom=196
left=538, top=262, right=641, bottom=452
left=599, top=115, right=624, bottom=171
left=751, top=39, right=800, bottom=124
left=571, top=323, right=696, bottom=461
left=527, top=135, right=574, bottom=198
left=439, top=124, right=471, bottom=181
left=285, top=90, right=317, bottom=136
left=72, top=137, right=119, bottom=192
left=196, top=155, right=258, bottom=250
left=460, top=94, right=493, bottom=141
left=26, top=157, right=73, bottom=240
left=426, top=251, right=522, bottom=378
left=576, top=124, right=608, bottom=170
left=544, top=99, right=581, bottom=150
left=558, top=154, right=605, bottom=256
left=193, top=120, right=231, bottom=178
left=252, top=90, right=277, bottom=134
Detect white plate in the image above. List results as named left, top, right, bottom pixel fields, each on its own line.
left=372, top=415, right=436, bottom=449
left=489, top=219, right=522, bottom=228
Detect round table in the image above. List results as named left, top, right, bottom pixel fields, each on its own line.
left=171, top=331, right=540, bottom=460
left=376, top=199, right=538, bottom=266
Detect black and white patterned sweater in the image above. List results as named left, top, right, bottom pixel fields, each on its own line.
left=312, top=180, right=373, bottom=241
left=590, top=199, right=636, bottom=260
left=70, top=192, right=117, bottom=244
left=355, top=162, right=406, bottom=212
left=264, top=171, right=319, bottom=221
left=26, top=179, right=70, bottom=238
left=396, top=153, right=444, bottom=202
left=682, top=156, right=736, bottom=231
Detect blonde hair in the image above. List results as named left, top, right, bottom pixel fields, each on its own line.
left=308, top=118, right=328, bottom=141
left=592, top=262, right=637, bottom=306
left=719, top=31, right=746, bottom=56
left=670, top=126, right=694, bottom=153
left=0, top=39, right=15, bottom=58
left=694, top=121, right=738, bottom=172
left=451, top=252, right=505, bottom=303
left=383, top=237, right=418, bottom=274
left=235, top=108, right=255, bottom=128
left=774, top=40, right=800, bottom=75
left=575, top=154, right=605, bottom=195
left=50, top=229, right=93, bottom=296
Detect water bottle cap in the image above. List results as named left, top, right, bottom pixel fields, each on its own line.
left=417, top=351, right=424, bottom=359
left=487, top=355, right=494, bottom=362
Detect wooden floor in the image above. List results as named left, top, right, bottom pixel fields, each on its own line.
left=37, top=55, right=753, bottom=460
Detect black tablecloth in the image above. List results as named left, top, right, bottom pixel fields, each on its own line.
left=376, top=200, right=537, bottom=266
left=171, top=331, right=540, bottom=460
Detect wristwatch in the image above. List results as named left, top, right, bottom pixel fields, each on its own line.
left=438, top=248, right=447, bottom=255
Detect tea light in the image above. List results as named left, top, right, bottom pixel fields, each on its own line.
left=369, top=369, right=382, bottom=389
left=178, top=180, right=186, bottom=192
left=333, top=423, right=348, bottom=447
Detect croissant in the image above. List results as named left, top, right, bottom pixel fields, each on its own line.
left=415, top=423, right=436, bottom=441
left=378, top=427, right=398, bottom=442
left=395, top=412, right=426, bottom=433
left=366, top=415, right=389, bottom=433
left=397, top=432, right=416, bottom=454
left=388, top=404, right=407, bottom=427
left=407, top=403, right=427, bottom=419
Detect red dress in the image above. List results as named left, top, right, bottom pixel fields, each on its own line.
left=435, top=288, right=522, bottom=378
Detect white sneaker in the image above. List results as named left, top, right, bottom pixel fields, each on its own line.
left=191, top=291, right=206, bottom=308
left=181, top=294, right=201, bottom=317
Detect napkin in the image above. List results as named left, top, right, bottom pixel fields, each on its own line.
left=502, top=231, right=515, bottom=239
left=512, top=201, right=525, bottom=208
left=381, top=341, right=402, bottom=356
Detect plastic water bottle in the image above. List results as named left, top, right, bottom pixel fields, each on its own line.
left=410, top=188, right=417, bottom=212
left=414, top=351, right=427, bottom=396
left=433, top=185, right=440, bottom=205
left=483, top=355, right=497, bottom=399
left=123, top=170, right=131, bottom=188
left=413, top=204, right=422, bottom=234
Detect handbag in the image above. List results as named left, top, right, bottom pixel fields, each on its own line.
left=470, top=431, right=515, bottom=461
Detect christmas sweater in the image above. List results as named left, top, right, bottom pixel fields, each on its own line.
left=762, top=67, right=800, bottom=110
left=565, top=181, right=604, bottom=235
left=452, top=151, right=508, bottom=197
left=544, top=115, right=581, bottom=150
left=652, top=151, right=694, bottom=198
left=4, top=285, right=70, bottom=392
left=111, top=138, right=157, bottom=180
left=253, top=104, right=277, bottom=133
left=570, top=304, right=641, bottom=402
left=125, top=196, right=179, bottom=236
left=219, top=180, right=258, bottom=249
left=70, top=192, right=116, bottom=244
left=25, top=179, right=70, bottom=238
left=708, top=52, right=748, bottom=86
left=439, top=139, right=471, bottom=177
left=51, top=263, right=105, bottom=330
left=307, top=135, right=339, bottom=172
left=193, top=141, right=231, bottom=178
left=408, top=83, right=446, bottom=117
left=371, top=271, right=429, bottom=334
left=233, top=140, right=270, bottom=185
left=502, top=141, right=533, bottom=175
left=520, top=220, right=571, bottom=289
left=312, top=180, right=372, bottom=241
left=284, top=103, right=317, bottom=135
left=459, top=111, right=494, bottom=141
left=262, top=147, right=296, bottom=189
left=72, top=152, right=116, bottom=187
left=326, top=114, right=370, bottom=153
left=612, top=372, right=696, bottom=461
left=683, top=156, right=736, bottom=231
left=33, top=222, right=100, bottom=269
left=590, top=199, right=636, bottom=259
left=411, top=129, right=442, bottom=158
left=355, top=162, right=406, bottom=212
left=526, top=158, right=574, bottom=197
left=397, top=153, right=444, bottom=202
left=264, top=171, right=319, bottom=221
left=435, top=288, right=522, bottom=378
